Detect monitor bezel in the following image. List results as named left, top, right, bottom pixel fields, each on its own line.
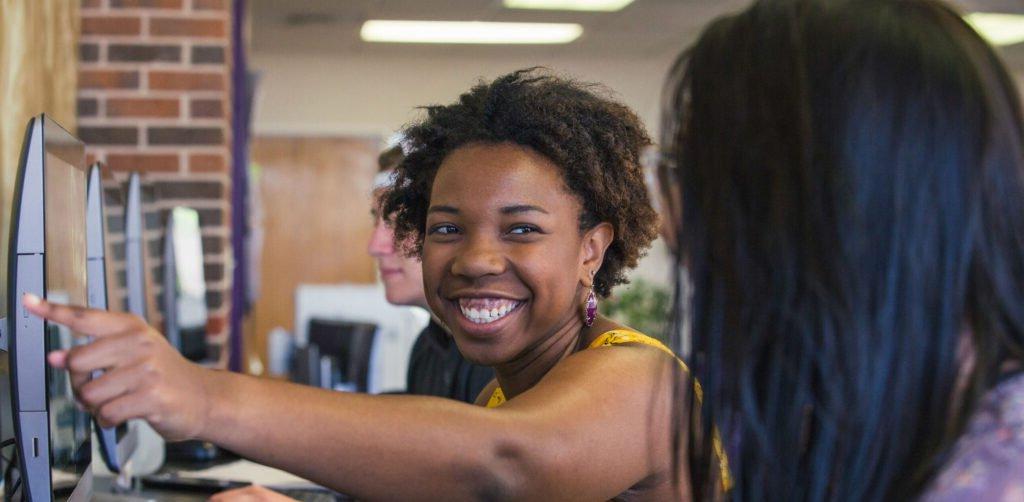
left=7, top=114, right=93, bottom=501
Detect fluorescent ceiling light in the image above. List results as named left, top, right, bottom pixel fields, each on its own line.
left=503, top=0, right=635, bottom=12
left=965, top=12, right=1024, bottom=47
left=360, top=20, right=583, bottom=44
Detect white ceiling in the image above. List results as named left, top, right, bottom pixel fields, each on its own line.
left=250, top=0, right=1024, bottom=67
left=251, top=0, right=759, bottom=59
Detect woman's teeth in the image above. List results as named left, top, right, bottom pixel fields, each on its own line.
left=458, top=298, right=521, bottom=324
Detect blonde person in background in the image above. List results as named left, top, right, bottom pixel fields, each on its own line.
left=369, top=145, right=494, bottom=404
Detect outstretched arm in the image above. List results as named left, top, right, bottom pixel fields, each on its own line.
left=26, top=295, right=688, bottom=501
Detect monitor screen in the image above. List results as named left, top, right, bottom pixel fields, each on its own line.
left=43, top=138, right=91, bottom=495
left=170, top=207, right=207, bottom=331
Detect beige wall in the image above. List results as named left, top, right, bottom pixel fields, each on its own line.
left=0, top=0, right=80, bottom=313
left=251, top=51, right=678, bottom=140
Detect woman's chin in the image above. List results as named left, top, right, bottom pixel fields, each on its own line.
left=450, top=336, right=512, bottom=367
left=448, top=331, right=516, bottom=366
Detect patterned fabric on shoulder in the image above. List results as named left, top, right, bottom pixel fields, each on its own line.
left=922, top=373, right=1024, bottom=501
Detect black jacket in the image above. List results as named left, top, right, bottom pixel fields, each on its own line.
left=406, top=321, right=494, bottom=403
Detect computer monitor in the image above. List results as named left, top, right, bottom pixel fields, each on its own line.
left=102, top=171, right=166, bottom=483
left=307, top=319, right=377, bottom=392
left=123, top=173, right=147, bottom=321
left=160, top=207, right=221, bottom=463
left=162, top=207, right=208, bottom=362
left=290, top=343, right=322, bottom=388
left=85, top=164, right=124, bottom=474
left=6, top=115, right=93, bottom=500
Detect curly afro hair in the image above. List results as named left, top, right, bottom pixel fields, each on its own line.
left=381, top=68, right=658, bottom=298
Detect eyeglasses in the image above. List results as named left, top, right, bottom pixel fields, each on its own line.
left=642, top=145, right=685, bottom=251
left=642, top=145, right=683, bottom=211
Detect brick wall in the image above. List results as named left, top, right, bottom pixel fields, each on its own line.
left=78, top=0, right=233, bottom=366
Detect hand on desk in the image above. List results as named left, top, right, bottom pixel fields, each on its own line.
left=24, top=293, right=213, bottom=441
left=210, top=485, right=297, bottom=502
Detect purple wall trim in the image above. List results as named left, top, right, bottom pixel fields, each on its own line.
left=229, top=0, right=249, bottom=372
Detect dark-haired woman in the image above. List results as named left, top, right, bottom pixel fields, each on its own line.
left=658, top=0, right=1024, bottom=499
left=27, top=69, right=724, bottom=500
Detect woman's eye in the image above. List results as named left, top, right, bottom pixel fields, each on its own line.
left=509, top=225, right=540, bottom=235
left=429, top=224, right=459, bottom=235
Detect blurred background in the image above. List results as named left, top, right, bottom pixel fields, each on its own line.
left=1, top=0, right=1022, bottom=392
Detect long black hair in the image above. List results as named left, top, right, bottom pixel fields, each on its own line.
left=661, top=0, right=1024, bottom=499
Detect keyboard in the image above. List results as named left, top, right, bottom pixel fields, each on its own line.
left=272, top=487, right=350, bottom=502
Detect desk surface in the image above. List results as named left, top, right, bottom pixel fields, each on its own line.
left=93, top=456, right=334, bottom=500
left=169, top=459, right=317, bottom=487
left=93, top=476, right=206, bottom=502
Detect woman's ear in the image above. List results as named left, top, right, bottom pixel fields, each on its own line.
left=580, top=222, right=614, bottom=288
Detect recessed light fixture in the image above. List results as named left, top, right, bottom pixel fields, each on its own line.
left=360, top=20, right=583, bottom=44
left=503, top=0, right=635, bottom=12
left=965, top=12, right=1024, bottom=47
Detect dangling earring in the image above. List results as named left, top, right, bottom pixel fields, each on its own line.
left=583, top=289, right=597, bottom=327
left=582, top=269, right=598, bottom=327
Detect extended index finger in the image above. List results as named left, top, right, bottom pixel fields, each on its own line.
left=22, top=294, right=136, bottom=337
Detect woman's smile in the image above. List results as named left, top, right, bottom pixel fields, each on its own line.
left=456, top=297, right=524, bottom=324
left=444, top=295, right=528, bottom=337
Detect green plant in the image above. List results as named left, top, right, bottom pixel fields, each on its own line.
left=602, top=279, right=672, bottom=342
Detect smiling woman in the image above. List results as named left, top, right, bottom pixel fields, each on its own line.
left=382, top=68, right=661, bottom=372
left=24, top=68, right=721, bottom=501
left=382, top=68, right=729, bottom=494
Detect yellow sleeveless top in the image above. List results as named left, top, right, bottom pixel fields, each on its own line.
left=484, top=329, right=733, bottom=493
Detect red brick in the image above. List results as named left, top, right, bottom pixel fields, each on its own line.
left=107, top=98, right=180, bottom=118
left=150, top=18, right=226, bottom=37
left=107, top=153, right=180, bottom=172
left=149, top=71, right=224, bottom=91
left=189, top=153, right=226, bottom=172
left=79, top=70, right=140, bottom=89
left=108, top=44, right=181, bottom=63
left=149, top=127, right=223, bottom=146
left=85, top=152, right=100, bottom=166
left=80, top=43, right=100, bottom=62
left=78, top=98, right=99, bottom=117
left=206, top=290, right=225, bottom=310
left=82, top=0, right=103, bottom=8
left=190, top=98, right=223, bottom=118
left=192, top=0, right=226, bottom=10
left=206, top=315, right=226, bottom=337
left=79, top=127, right=139, bottom=146
left=153, top=180, right=223, bottom=199
left=82, top=16, right=141, bottom=36
left=111, top=0, right=183, bottom=7
left=191, top=45, right=225, bottom=64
